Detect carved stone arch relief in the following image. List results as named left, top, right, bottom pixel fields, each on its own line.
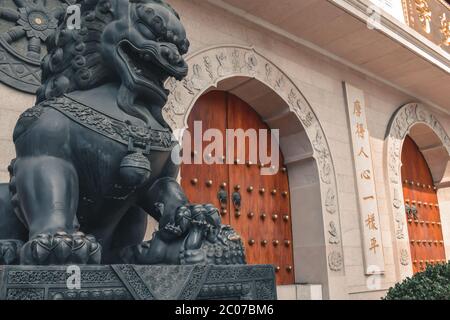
left=163, top=45, right=344, bottom=274
left=386, top=102, right=450, bottom=279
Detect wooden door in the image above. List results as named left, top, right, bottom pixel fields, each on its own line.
left=401, top=135, right=446, bottom=273
left=181, top=91, right=295, bottom=285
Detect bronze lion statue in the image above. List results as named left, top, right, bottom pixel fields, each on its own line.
left=0, top=0, right=245, bottom=266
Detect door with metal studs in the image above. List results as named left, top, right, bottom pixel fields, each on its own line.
left=181, top=91, right=295, bottom=285
left=401, top=136, right=446, bottom=273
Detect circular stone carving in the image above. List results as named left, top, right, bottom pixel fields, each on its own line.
left=0, top=0, right=74, bottom=93
left=328, top=251, right=343, bottom=271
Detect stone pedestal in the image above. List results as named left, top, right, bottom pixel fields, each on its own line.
left=0, top=264, right=277, bottom=300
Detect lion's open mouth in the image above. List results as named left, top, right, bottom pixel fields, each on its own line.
left=118, top=40, right=187, bottom=99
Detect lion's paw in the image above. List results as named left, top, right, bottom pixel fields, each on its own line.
left=0, top=240, right=23, bottom=265
left=20, top=231, right=101, bottom=265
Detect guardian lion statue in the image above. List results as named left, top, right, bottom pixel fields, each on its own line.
left=0, top=0, right=245, bottom=266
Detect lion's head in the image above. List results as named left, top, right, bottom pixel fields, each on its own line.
left=38, top=0, right=190, bottom=125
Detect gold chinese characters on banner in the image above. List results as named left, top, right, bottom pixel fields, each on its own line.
left=344, top=83, right=385, bottom=275
left=403, top=0, right=450, bottom=49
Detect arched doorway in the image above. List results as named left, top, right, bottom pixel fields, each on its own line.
left=401, top=135, right=447, bottom=273
left=162, top=45, right=345, bottom=298
left=180, top=91, right=295, bottom=285
left=386, top=102, right=450, bottom=279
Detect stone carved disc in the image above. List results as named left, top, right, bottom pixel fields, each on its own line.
left=0, top=0, right=74, bottom=93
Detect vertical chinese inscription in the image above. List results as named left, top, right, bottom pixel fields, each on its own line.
left=344, top=83, right=385, bottom=275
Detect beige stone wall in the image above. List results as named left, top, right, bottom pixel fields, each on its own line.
left=437, top=188, right=450, bottom=260
left=0, top=84, right=35, bottom=183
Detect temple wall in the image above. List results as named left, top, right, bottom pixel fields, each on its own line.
left=0, top=0, right=448, bottom=300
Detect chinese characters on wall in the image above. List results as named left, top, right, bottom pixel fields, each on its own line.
left=344, top=83, right=385, bottom=275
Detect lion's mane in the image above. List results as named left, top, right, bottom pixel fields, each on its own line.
left=37, top=0, right=180, bottom=104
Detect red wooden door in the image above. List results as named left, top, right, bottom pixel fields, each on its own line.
left=401, top=135, right=446, bottom=273
left=181, top=91, right=295, bottom=285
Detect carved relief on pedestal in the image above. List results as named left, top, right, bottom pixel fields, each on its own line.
left=164, top=45, right=344, bottom=273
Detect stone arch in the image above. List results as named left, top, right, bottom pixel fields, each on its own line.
left=162, top=45, right=345, bottom=288
left=386, top=102, right=450, bottom=279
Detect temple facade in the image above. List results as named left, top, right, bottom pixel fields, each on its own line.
left=0, top=0, right=449, bottom=299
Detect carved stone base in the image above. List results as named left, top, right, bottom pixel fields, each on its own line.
left=0, top=264, right=277, bottom=300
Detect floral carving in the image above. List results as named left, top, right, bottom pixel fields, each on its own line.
left=328, top=221, right=340, bottom=244
left=312, top=130, right=332, bottom=184
left=216, top=52, right=230, bottom=77
left=183, top=64, right=208, bottom=95
left=328, top=251, right=343, bottom=271
left=287, top=89, right=297, bottom=106
left=244, top=52, right=258, bottom=74
left=325, top=188, right=337, bottom=214
left=265, top=63, right=273, bottom=81
left=17, top=2, right=59, bottom=41
left=203, top=56, right=214, bottom=79
left=294, top=99, right=314, bottom=128
left=400, top=249, right=410, bottom=266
